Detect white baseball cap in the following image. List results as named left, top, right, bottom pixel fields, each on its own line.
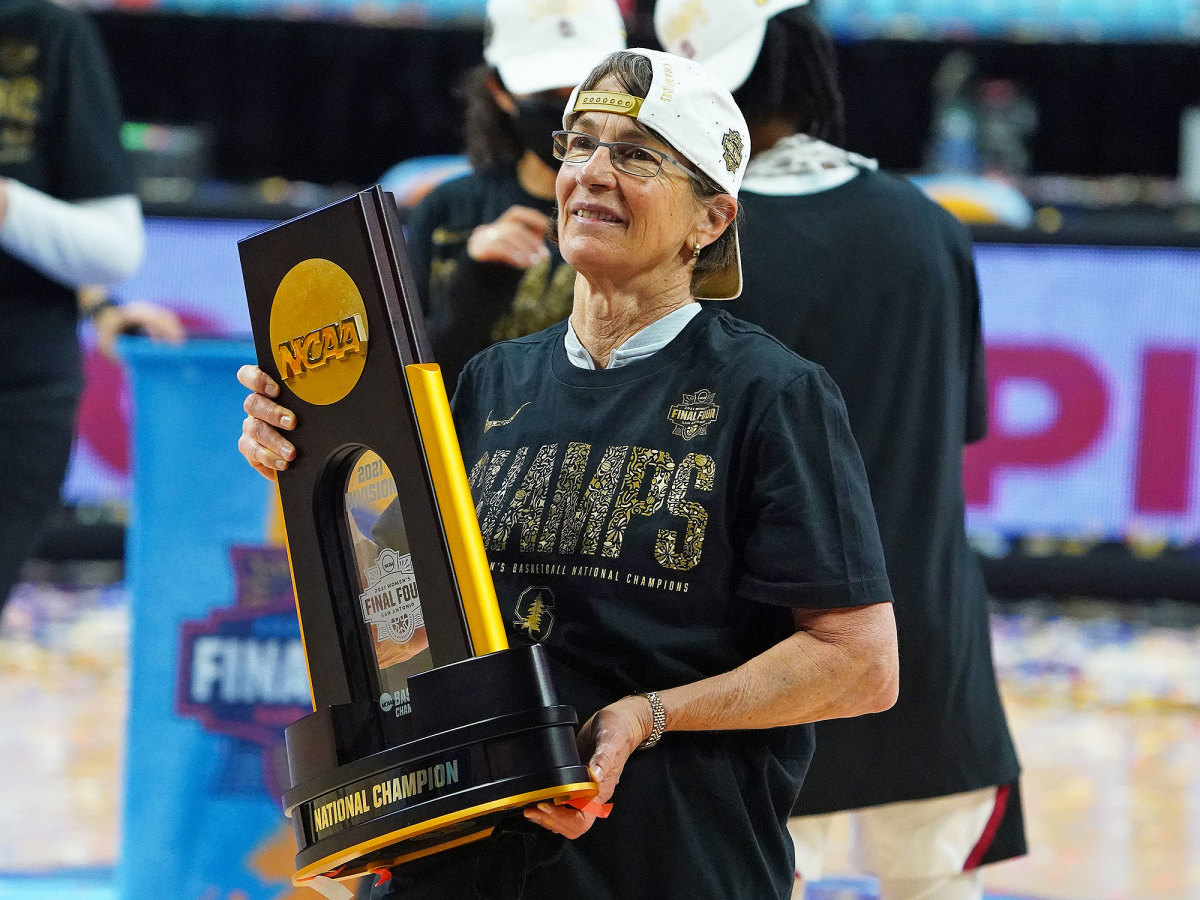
left=483, top=0, right=627, bottom=96
left=654, top=0, right=810, bottom=92
left=562, top=48, right=750, bottom=299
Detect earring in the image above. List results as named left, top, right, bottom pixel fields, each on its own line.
left=693, top=243, right=702, bottom=260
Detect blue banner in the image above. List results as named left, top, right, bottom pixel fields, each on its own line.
left=119, top=339, right=308, bottom=900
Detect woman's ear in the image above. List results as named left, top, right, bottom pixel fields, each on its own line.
left=697, top=194, right=738, bottom=247
left=485, top=72, right=518, bottom=115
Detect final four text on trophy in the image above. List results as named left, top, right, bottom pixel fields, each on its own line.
left=238, top=186, right=596, bottom=887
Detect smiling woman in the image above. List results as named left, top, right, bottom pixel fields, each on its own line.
left=553, top=54, right=743, bottom=318
left=238, top=47, right=899, bottom=900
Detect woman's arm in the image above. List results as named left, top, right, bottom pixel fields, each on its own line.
left=659, top=601, right=898, bottom=732
left=525, top=601, right=898, bottom=839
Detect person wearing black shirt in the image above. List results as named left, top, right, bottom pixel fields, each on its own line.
left=238, top=49, right=898, bottom=899
left=655, top=1, right=1026, bottom=898
left=0, top=0, right=153, bottom=616
left=404, top=0, right=626, bottom=390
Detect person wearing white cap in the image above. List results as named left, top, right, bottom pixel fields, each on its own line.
left=239, top=46, right=899, bottom=900
left=655, top=2, right=1027, bottom=899
left=403, top=0, right=626, bottom=391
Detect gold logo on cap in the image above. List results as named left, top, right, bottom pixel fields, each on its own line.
left=573, top=91, right=644, bottom=117
left=721, top=129, right=744, bottom=175
left=269, top=258, right=369, bottom=406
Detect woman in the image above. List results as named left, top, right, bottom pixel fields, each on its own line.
left=239, top=49, right=898, bottom=900
left=404, top=0, right=625, bottom=389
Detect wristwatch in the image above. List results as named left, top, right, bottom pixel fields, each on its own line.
left=636, top=691, right=666, bottom=749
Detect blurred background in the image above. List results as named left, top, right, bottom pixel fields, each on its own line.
left=1, top=1, right=1199, bottom=899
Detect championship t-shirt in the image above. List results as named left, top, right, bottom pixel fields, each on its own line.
left=430, top=307, right=891, bottom=899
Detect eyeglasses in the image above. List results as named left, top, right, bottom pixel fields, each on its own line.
left=552, top=130, right=701, bottom=180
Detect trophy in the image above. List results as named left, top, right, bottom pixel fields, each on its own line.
left=238, top=187, right=597, bottom=887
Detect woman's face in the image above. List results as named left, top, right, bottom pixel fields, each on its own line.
left=555, top=85, right=717, bottom=291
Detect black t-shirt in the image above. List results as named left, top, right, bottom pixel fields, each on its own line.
left=403, top=167, right=575, bottom=391
left=0, top=0, right=135, bottom=384
left=391, top=308, right=890, bottom=899
left=722, top=168, right=1019, bottom=812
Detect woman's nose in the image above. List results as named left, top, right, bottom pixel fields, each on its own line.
left=577, top=144, right=618, bottom=186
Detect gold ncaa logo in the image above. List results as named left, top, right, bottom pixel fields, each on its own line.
left=268, top=258, right=369, bottom=406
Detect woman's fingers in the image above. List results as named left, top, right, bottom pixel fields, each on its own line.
left=237, top=431, right=281, bottom=481
left=236, top=365, right=294, bottom=480
left=523, top=801, right=595, bottom=840
left=241, top=415, right=294, bottom=470
left=236, top=363, right=281, bottom=398
left=243, top=389, right=296, bottom=431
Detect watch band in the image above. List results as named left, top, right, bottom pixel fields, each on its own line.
left=637, top=691, right=666, bottom=749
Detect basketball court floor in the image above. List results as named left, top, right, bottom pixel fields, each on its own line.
left=1, top=566, right=1197, bottom=900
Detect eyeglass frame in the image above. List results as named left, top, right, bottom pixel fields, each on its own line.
left=552, top=129, right=703, bottom=181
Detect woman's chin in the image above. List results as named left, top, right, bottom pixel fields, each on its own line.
left=561, top=235, right=623, bottom=272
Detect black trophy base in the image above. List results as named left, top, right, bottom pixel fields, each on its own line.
left=282, top=644, right=595, bottom=884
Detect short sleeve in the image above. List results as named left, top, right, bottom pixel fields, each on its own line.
left=51, top=11, right=134, bottom=200
left=733, top=367, right=893, bottom=610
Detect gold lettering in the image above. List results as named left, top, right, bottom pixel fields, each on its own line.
left=275, top=316, right=366, bottom=381
left=0, top=77, right=40, bottom=124
left=278, top=338, right=304, bottom=380
left=654, top=453, right=714, bottom=571
left=490, top=443, right=557, bottom=552
left=604, top=448, right=674, bottom=558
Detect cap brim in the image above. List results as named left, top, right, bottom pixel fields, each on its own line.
left=496, top=46, right=619, bottom=95
left=693, top=21, right=766, bottom=93
left=693, top=226, right=742, bottom=301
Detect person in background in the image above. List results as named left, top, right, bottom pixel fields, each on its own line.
left=239, top=47, right=899, bottom=900
left=78, top=285, right=185, bottom=360
left=403, top=0, right=626, bottom=390
left=0, top=0, right=183, bottom=621
left=654, top=2, right=1027, bottom=898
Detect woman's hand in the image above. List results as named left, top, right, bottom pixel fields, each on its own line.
left=522, top=694, right=652, bottom=839
left=466, top=205, right=551, bottom=269
left=236, top=364, right=297, bottom=480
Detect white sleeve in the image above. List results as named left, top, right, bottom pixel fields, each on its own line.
left=0, top=179, right=146, bottom=288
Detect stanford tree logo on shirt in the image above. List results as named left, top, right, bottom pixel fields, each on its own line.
left=512, top=586, right=555, bottom=642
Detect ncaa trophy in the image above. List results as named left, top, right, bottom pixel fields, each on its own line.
left=238, top=186, right=597, bottom=888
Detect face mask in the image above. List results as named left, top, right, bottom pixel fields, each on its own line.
left=509, top=97, right=566, bottom=171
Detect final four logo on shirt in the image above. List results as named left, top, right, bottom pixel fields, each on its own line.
left=513, top=586, right=555, bottom=642
left=360, top=547, right=425, bottom=644
left=668, top=389, right=720, bottom=440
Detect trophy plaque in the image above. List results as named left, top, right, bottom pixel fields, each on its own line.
left=238, top=186, right=596, bottom=886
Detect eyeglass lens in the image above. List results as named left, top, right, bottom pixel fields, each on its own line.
left=553, top=132, right=663, bottom=177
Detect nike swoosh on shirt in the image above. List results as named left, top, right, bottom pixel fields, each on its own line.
left=484, top=402, right=532, bottom=432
